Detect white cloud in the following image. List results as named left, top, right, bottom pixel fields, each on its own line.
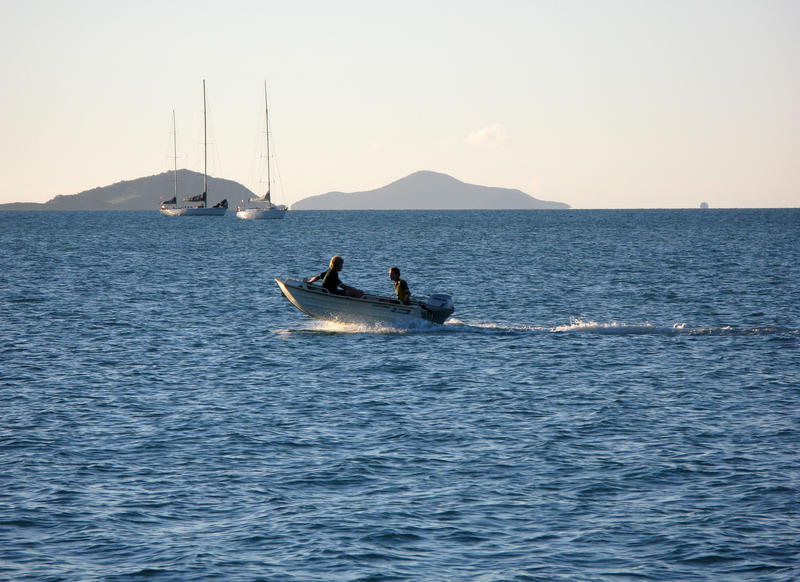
left=465, top=123, right=508, bottom=147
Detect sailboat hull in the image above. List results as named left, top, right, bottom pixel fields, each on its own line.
left=160, top=206, right=226, bottom=217
left=275, top=278, right=454, bottom=326
left=236, top=207, right=286, bottom=220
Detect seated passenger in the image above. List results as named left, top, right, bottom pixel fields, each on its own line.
left=389, top=266, right=410, bottom=304
left=308, top=255, right=364, bottom=297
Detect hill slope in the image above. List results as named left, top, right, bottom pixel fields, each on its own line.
left=291, top=171, right=570, bottom=210
left=0, top=170, right=254, bottom=211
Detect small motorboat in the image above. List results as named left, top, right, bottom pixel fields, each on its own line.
left=275, top=278, right=454, bottom=326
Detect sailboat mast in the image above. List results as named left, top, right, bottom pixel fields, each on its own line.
left=202, top=79, right=208, bottom=208
left=264, top=81, right=271, bottom=199
left=172, top=110, right=178, bottom=200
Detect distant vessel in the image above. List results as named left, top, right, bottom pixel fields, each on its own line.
left=275, top=277, right=455, bottom=326
left=700, top=202, right=709, bottom=209
left=160, top=80, right=227, bottom=217
left=236, top=82, right=287, bottom=220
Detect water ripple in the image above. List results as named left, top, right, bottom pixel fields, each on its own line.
left=1, top=210, right=798, bottom=580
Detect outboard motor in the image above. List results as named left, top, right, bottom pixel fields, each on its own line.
left=423, top=293, right=455, bottom=324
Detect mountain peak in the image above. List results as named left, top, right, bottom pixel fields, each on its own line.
left=388, top=170, right=464, bottom=188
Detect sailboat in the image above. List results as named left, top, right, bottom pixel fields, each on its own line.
left=160, top=80, right=228, bottom=217
left=236, top=82, right=287, bottom=220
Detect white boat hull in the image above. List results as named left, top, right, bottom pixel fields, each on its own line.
left=275, top=278, right=454, bottom=325
left=236, top=207, right=286, bottom=220
left=160, top=206, right=227, bottom=217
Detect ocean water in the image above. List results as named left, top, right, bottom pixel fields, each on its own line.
left=1, top=209, right=798, bottom=581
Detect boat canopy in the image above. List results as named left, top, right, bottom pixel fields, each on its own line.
left=182, top=192, right=206, bottom=202
left=249, top=190, right=271, bottom=203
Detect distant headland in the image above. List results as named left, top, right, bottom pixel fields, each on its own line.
left=0, top=170, right=570, bottom=211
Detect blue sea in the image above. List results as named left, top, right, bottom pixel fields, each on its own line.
left=1, top=209, right=798, bottom=581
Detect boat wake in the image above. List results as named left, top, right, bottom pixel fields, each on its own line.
left=447, top=317, right=799, bottom=337
left=274, top=317, right=798, bottom=337
left=275, top=318, right=448, bottom=335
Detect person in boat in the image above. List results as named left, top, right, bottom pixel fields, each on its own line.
left=307, top=255, right=364, bottom=297
left=389, top=266, right=410, bottom=304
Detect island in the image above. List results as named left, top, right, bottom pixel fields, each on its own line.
left=0, top=169, right=570, bottom=211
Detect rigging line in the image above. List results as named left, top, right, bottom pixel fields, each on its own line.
left=266, top=120, right=287, bottom=204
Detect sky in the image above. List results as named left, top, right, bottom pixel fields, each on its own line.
left=1, top=0, right=798, bottom=209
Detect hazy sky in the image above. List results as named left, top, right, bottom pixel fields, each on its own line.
left=2, top=0, right=798, bottom=208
